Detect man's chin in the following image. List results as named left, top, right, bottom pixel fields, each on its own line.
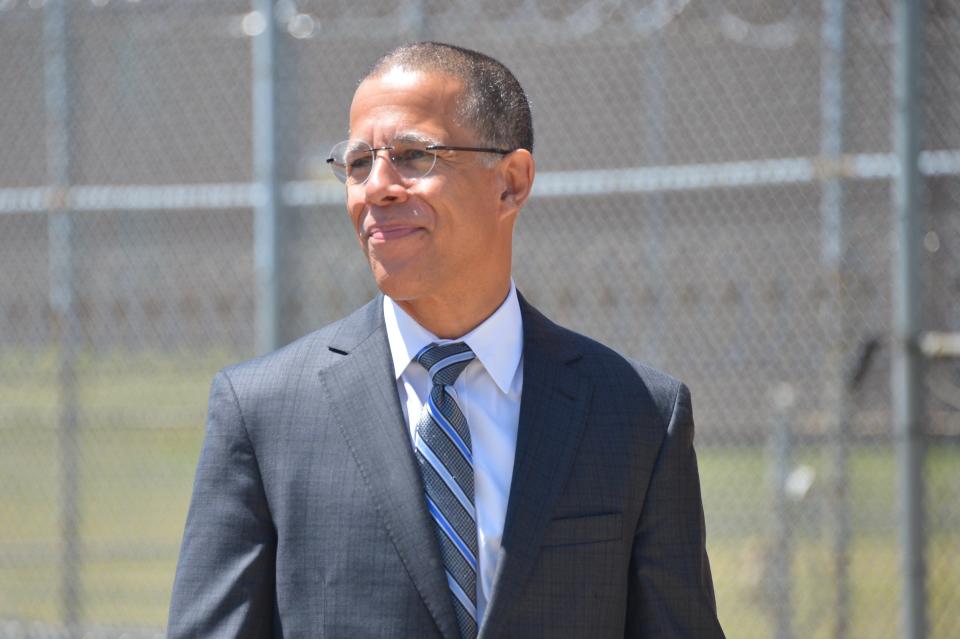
left=370, top=264, right=427, bottom=302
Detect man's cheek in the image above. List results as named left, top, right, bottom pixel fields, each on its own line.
left=347, top=207, right=366, bottom=244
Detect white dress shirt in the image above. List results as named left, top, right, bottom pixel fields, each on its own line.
left=383, top=282, right=524, bottom=624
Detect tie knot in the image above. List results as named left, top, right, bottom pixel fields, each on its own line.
left=416, top=342, right=475, bottom=387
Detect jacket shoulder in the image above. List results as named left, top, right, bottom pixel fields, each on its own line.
left=525, top=300, right=683, bottom=426
left=579, top=329, right=681, bottom=413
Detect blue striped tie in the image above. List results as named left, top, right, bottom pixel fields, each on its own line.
left=414, top=342, right=478, bottom=639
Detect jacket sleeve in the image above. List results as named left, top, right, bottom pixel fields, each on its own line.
left=624, top=383, right=726, bottom=638
left=167, top=371, right=277, bottom=638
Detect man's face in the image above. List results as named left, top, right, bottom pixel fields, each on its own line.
left=346, top=68, right=514, bottom=306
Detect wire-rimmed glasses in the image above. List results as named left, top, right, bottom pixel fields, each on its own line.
left=326, top=139, right=513, bottom=185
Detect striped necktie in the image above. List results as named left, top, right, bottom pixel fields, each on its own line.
left=414, top=342, right=479, bottom=639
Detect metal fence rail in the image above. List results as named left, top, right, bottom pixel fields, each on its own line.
left=3, top=149, right=960, bottom=214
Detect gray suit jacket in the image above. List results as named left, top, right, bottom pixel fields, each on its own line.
left=168, top=294, right=724, bottom=638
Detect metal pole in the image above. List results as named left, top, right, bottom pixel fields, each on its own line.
left=44, top=0, right=80, bottom=634
left=640, top=35, right=668, bottom=362
left=253, top=0, right=281, bottom=354
left=892, top=1, right=926, bottom=638
left=770, top=383, right=796, bottom=639
left=820, top=0, right=846, bottom=270
left=819, top=1, right=850, bottom=636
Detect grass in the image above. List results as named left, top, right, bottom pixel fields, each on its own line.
left=1, top=350, right=958, bottom=636
left=0, top=350, right=217, bottom=627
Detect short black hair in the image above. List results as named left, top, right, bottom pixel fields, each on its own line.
left=364, top=41, right=534, bottom=153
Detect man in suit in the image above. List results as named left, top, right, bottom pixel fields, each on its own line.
left=168, top=42, right=724, bottom=638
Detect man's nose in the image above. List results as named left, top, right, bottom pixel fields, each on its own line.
left=363, top=151, right=408, bottom=203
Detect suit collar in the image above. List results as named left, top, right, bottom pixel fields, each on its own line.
left=327, top=294, right=385, bottom=354
left=479, top=294, right=593, bottom=638
left=319, top=296, right=462, bottom=639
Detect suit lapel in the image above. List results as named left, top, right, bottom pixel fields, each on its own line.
left=479, top=297, right=594, bottom=639
left=317, top=298, right=461, bottom=639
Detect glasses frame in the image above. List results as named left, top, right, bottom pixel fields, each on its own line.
left=325, top=141, right=514, bottom=185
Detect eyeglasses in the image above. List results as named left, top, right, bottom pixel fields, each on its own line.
left=326, top=139, right=513, bottom=185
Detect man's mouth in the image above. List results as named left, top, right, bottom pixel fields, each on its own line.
left=361, top=204, right=426, bottom=242
left=364, top=224, right=422, bottom=242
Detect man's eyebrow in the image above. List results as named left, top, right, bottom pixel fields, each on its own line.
left=343, top=132, right=437, bottom=150
left=343, top=139, right=369, bottom=153
left=391, top=132, right=437, bottom=145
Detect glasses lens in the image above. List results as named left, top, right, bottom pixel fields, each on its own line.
left=328, top=140, right=373, bottom=184
left=326, top=140, right=440, bottom=184
left=390, top=144, right=438, bottom=180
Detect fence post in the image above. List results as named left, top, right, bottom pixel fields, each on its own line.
left=43, top=0, right=80, bottom=635
left=253, top=0, right=281, bottom=355
left=770, top=383, right=796, bottom=639
left=892, top=1, right=926, bottom=638
left=819, top=0, right=850, bottom=636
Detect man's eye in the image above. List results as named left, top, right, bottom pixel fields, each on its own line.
left=394, top=148, right=431, bottom=164
left=347, top=155, right=372, bottom=170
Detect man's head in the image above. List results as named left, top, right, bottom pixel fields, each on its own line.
left=339, top=42, right=535, bottom=336
left=364, top=42, right=533, bottom=153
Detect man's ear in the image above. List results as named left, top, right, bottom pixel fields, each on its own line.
left=498, top=149, right=535, bottom=216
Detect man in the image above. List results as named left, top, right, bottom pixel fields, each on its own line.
left=168, top=42, right=724, bottom=638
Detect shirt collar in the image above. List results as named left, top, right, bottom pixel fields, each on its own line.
left=383, top=280, right=523, bottom=394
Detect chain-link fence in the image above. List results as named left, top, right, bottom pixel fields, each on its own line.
left=1, top=0, right=958, bottom=637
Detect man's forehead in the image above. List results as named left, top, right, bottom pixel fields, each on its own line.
left=350, top=66, right=464, bottom=114
left=346, top=111, right=440, bottom=144
left=348, top=69, right=467, bottom=144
